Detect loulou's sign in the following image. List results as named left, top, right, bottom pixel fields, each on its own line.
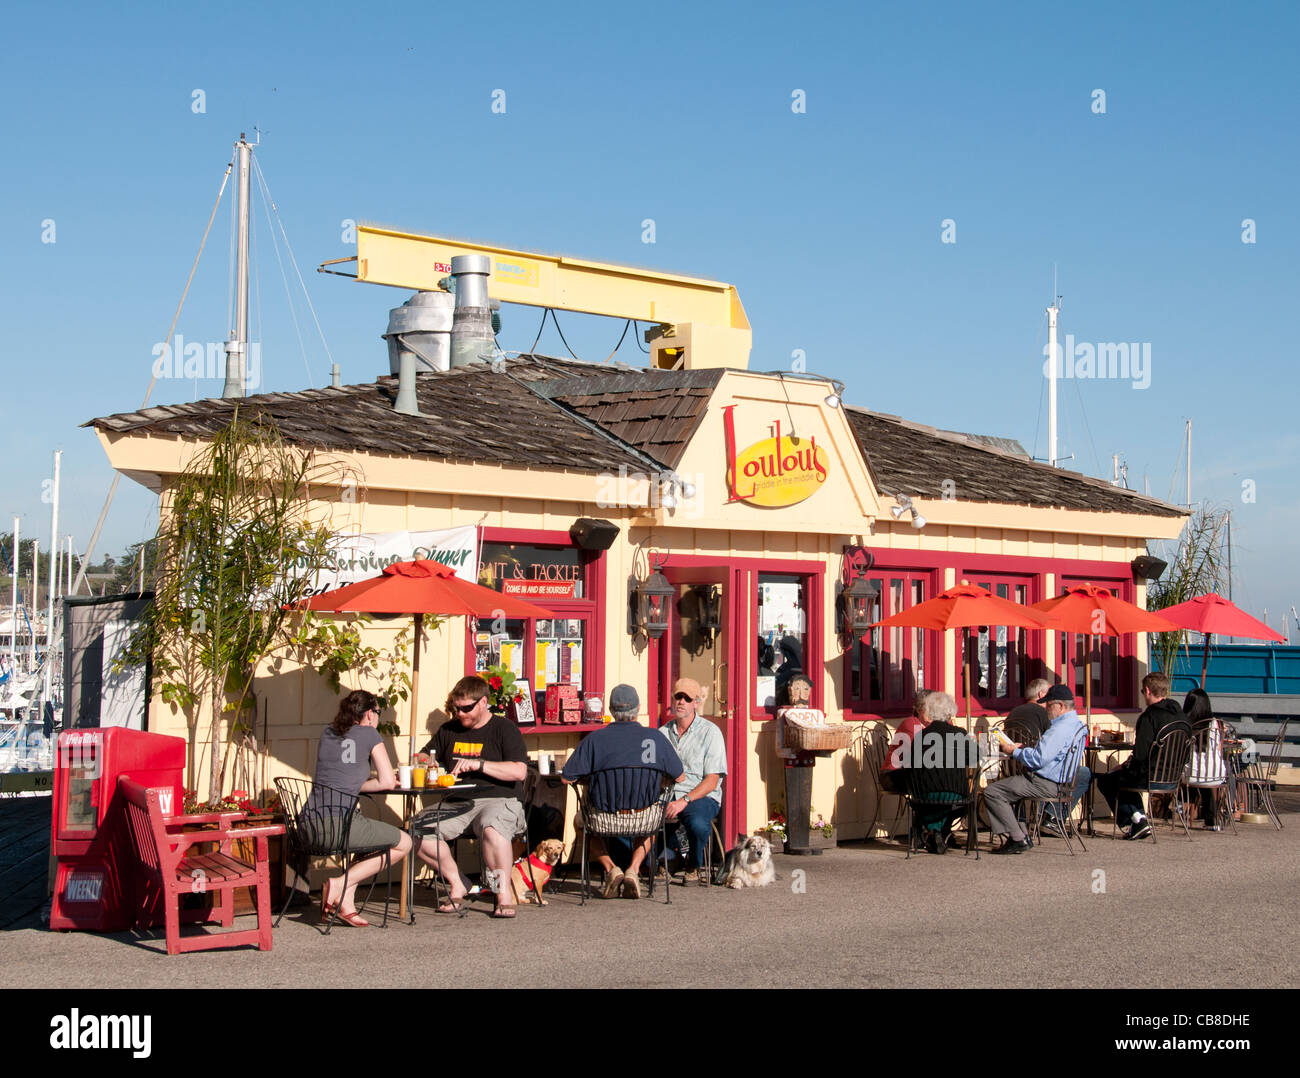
left=723, top=405, right=829, bottom=507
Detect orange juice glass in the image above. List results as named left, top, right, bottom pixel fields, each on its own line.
left=412, top=767, right=427, bottom=788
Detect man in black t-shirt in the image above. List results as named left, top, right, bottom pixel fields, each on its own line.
left=1005, top=678, right=1052, bottom=739
left=412, top=675, right=528, bottom=917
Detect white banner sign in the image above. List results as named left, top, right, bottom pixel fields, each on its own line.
left=307, top=526, right=479, bottom=595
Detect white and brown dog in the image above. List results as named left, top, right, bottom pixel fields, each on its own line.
left=509, top=839, right=565, bottom=906
left=718, top=833, right=776, bottom=889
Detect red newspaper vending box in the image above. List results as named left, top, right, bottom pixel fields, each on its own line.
left=49, top=727, right=186, bottom=932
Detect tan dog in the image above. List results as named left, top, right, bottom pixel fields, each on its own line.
left=509, top=839, right=564, bottom=906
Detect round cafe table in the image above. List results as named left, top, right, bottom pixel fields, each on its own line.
left=366, top=784, right=474, bottom=921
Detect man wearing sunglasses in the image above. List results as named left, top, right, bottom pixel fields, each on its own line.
left=415, top=675, right=529, bottom=917
left=659, top=677, right=727, bottom=883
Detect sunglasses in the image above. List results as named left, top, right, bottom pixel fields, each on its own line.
left=673, top=693, right=694, bottom=703
left=453, top=700, right=481, bottom=714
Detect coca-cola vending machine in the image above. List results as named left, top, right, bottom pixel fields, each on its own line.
left=49, top=727, right=185, bottom=932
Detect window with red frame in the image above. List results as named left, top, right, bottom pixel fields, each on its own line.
left=1053, top=577, right=1136, bottom=709
left=959, top=573, right=1042, bottom=709
left=473, top=539, right=604, bottom=718
left=846, top=570, right=934, bottom=713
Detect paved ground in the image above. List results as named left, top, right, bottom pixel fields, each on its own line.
left=5, top=791, right=1297, bottom=989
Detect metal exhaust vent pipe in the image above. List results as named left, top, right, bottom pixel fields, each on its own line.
left=394, top=351, right=419, bottom=415
left=449, top=254, right=495, bottom=369
left=384, top=291, right=455, bottom=375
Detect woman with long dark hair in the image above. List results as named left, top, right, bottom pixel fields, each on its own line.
left=1184, top=687, right=1226, bottom=829
left=310, top=689, right=410, bottom=926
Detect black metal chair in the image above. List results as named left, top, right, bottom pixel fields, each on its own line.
left=1030, top=731, right=1088, bottom=855
left=574, top=766, right=673, bottom=905
left=1242, top=719, right=1289, bottom=830
left=1183, top=718, right=1238, bottom=835
left=408, top=798, right=477, bottom=919
left=1111, top=721, right=1194, bottom=843
left=274, top=777, right=394, bottom=933
left=902, top=732, right=979, bottom=861
left=979, top=720, right=1038, bottom=849
left=864, top=723, right=910, bottom=841
left=409, top=772, right=552, bottom=918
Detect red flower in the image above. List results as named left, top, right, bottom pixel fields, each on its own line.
left=489, top=676, right=504, bottom=690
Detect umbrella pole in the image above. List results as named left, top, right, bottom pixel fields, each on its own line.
left=1085, top=635, right=1093, bottom=725
left=963, top=628, right=971, bottom=728
left=409, top=612, right=423, bottom=763
left=1201, top=633, right=1211, bottom=689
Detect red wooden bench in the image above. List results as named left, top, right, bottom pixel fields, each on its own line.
left=119, top=777, right=285, bottom=955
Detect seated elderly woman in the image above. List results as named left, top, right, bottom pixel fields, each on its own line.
left=901, top=691, right=976, bottom=854
left=309, top=689, right=411, bottom=927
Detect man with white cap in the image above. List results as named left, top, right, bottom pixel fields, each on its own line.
left=562, top=684, right=683, bottom=899
left=659, top=677, right=728, bottom=882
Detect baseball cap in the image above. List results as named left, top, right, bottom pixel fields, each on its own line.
left=1043, top=684, right=1074, bottom=705
left=673, top=677, right=703, bottom=701
left=609, top=684, right=639, bottom=713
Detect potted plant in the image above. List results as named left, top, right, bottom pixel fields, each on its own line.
left=484, top=663, right=524, bottom=718
left=807, top=808, right=837, bottom=851
left=759, top=812, right=787, bottom=853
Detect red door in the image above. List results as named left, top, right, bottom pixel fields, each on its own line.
left=652, top=563, right=745, bottom=838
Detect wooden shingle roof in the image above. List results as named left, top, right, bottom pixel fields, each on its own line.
left=531, top=368, right=722, bottom=470
left=85, top=357, right=671, bottom=475
left=87, top=355, right=1186, bottom=521
left=846, top=408, right=1185, bottom=518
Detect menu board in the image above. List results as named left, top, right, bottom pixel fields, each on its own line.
left=499, top=640, right=524, bottom=679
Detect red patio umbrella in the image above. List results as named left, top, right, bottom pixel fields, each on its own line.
left=1153, top=592, right=1285, bottom=687
left=296, top=559, right=556, bottom=757
left=1031, top=584, right=1178, bottom=720
left=866, top=582, right=1050, bottom=724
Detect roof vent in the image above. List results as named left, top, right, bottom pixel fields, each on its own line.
left=384, top=291, right=454, bottom=375
left=449, top=255, right=496, bottom=368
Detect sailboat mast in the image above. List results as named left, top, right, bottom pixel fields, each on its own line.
left=223, top=134, right=253, bottom=399
left=1047, top=301, right=1059, bottom=467
left=43, top=450, right=61, bottom=705
left=9, top=517, right=17, bottom=669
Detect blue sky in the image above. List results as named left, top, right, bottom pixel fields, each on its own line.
left=2, top=1, right=1297, bottom=634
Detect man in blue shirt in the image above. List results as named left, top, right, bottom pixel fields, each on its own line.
left=659, top=677, right=728, bottom=882
left=563, top=684, right=683, bottom=899
left=985, top=684, right=1087, bottom=854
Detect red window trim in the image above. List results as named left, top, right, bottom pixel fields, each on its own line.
left=464, top=526, right=607, bottom=709
left=746, top=562, right=826, bottom=724
left=952, top=569, right=1042, bottom=715
left=841, top=549, right=1143, bottom=715
left=843, top=567, right=941, bottom=719
left=1054, top=573, right=1137, bottom=709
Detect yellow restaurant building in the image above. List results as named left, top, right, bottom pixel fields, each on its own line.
left=90, top=355, right=1187, bottom=839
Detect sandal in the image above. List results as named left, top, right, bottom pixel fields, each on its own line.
left=336, top=909, right=370, bottom=928
left=492, top=899, right=517, bottom=919
left=320, top=879, right=339, bottom=919
left=437, top=900, right=465, bottom=914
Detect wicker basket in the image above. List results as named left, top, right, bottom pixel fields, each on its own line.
left=783, top=722, right=853, bottom=753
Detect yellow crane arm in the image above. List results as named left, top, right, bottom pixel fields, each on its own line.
left=348, top=224, right=751, bottom=370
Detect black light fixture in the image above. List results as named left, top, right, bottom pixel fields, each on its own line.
left=633, top=565, right=675, bottom=640
left=1131, top=554, right=1168, bottom=582
left=839, top=575, right=878, bottom=636
left=695, top=585, right=722, bottom=641
left=838, top=546, right=877, bottom=637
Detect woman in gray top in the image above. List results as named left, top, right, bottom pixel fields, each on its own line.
left=311, top=690, right=410, bottom=927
